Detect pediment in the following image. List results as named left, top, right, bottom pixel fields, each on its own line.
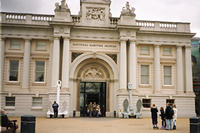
left=81, top=0, right=111, bottom=4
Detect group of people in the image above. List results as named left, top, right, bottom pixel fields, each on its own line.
left=87, top=102, right=101, bottom=117
left=151, top=103, right=177, bottom=130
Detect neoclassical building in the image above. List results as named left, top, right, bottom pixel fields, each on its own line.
left=0, top=0, right=196, bottom=117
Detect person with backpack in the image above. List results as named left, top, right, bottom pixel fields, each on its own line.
left=165, top=103, right=174, bottom=130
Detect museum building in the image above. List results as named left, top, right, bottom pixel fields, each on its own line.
left=0, top=0, right=196, bottom=117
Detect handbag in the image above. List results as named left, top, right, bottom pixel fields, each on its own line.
left=87, top=110, right=90, bottom=113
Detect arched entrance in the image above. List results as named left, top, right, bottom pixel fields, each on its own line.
left=69, top=53, right=118, bottom=117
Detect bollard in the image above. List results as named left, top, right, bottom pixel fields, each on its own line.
left=73, top=110, right=76, bottom=118
left=114, top=111, right=116, bottom=118
left=190, top=117, right=200, bottom=133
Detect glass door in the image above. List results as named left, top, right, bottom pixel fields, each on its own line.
left=80, top=82, right=106, bottom=117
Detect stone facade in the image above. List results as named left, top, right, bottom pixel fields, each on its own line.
left=0, top=0, right=196, bottom=117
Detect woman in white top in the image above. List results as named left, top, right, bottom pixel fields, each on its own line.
left=172, top=104, right=177, bottom=130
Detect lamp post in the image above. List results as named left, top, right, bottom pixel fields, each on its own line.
left=128, top=83, right=134, bottom=116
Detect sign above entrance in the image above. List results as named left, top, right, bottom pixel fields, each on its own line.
left=71, top=41, right=119, bottom=52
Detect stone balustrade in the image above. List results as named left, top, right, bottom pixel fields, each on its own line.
left=72, top=15, right=80, bottom=23
left=110, top=17, right=119, bottom=25
left=1, top=12, right=191, bottom=32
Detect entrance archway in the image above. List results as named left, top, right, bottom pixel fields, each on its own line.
left=69, top=53, right=118, bottom=117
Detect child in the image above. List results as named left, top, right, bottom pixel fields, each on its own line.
left=151, top=104, right=158, bottom=129
left=159, top=107, right=166, bottom=129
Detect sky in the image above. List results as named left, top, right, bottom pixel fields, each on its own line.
left=1, top=0, right=200, bottom=37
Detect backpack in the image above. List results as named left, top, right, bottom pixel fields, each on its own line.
left=170, top=107, right=174, bottom=116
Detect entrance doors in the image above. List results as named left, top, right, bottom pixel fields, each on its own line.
left=80, top=82, right=106, bottom=117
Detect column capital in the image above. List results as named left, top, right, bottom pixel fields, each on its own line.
left=120, top=39, right=127, bottom=42
left=129, top=39, right=136, bottom=43
left=176, top=45, right=184, bottom=48
left=62, top=36, right=70, bottom=40
left=52, top=35, right=60, bottom=39
left=23, top=38, right=32, bottom=41
left=154, top=44, right=161, bottom=47
left=185, top=45, right=191, bottom=48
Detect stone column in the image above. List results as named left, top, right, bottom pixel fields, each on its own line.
left=51, top=37, right=60, bottom=88
left=185, top=45, right=193, bottom=93
left=154, top=44, right=161, bottom=93
left=61, top=37, right=70, bottom=91
left=120, top=40, right=127, bottom=89
left=0, top=38, right=5, bottom=90
left=22, top=39, right=31, bottom=91
left=128, top=41, right=137, bottom=90
left=176, top=46, right=184, bottom=94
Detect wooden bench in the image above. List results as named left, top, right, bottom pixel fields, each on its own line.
left=1, top=114, right=18, bottom=133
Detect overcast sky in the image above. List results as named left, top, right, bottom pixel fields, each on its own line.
left=1, top=0, right=200, bottom=37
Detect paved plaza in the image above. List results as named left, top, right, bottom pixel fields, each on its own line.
left=1, top=117, right=191, bottom=133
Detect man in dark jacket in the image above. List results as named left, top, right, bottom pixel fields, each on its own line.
left=165, top=103, right=173, bottom=130
left=52, top=101, right=59, bottom=118
left=151, top=104, right=158, bottom=129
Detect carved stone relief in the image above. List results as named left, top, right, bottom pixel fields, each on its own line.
left=86, top=7, right=105, bottom=21
left=82, top=65, right=105, bottom=79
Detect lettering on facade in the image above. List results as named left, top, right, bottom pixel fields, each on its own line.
left=86, top=7, right=105, bottom=21
left=72, top=43, right=117, bottom=48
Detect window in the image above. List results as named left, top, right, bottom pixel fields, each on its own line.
left=140, top=46, right=149, bottom=54
left=10, top=40, right=20, bottom=49
left=164, top=66, right=172, bottom=85
left=32, top=97, right=42, bottom=107
left=142, top=99, right=151, bottom=108
left=166, top=99, right=174, bottom=107
left=6, top=97, right=15, bottom=106
left=35, top=61, right=45, bottom=82
left=163, top=47, right=171, bottom=55
left=9, top=60, right=19, bottom=81
left=141, top=65, right=149, bottom=84
left=36, top=42, right=46, bottom=50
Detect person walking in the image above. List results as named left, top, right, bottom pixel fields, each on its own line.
left=96, top=104, right=100, bottom=117
left=151, top=104, right=158, bottom=129
left=165, top=103, right=174, bottom=130
left=172, top=104, right=177, bottom=130
left=93, top=102, right=97, bottom=117
left=87, top=102, right=93, bottom=117
left=52, top=101, right=59, bottom=118
left=159, top=107, right=166, bottom=129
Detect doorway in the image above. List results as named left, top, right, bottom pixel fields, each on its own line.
left=80, top=82, right=106, bottom=117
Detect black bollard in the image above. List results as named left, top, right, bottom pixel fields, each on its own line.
left=114, top=111, right=116, bottom=118
left=190, top=117, right=200, bottom=133
left=73, top=110, right=76, bottom=118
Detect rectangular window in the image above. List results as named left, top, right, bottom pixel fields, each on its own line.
left=9, top=60, right=19, bottom=81
left=6, top=97, right=15, bottom=106
left=142, top=99, right=151, bottom=108
left=36, top=42, right=46, bottom=50
left=164, top=66, right=171, bottom=85
left=35, top=61, right=45, bottom=82
left=140, top=46, right=149, bottom=54
left=10, top=41, right=20, bottom=49
left=166, top=99, right=174, bottom=107
left=141, top=65, right=149, bottom=84
left=163, top=47, right=171, bottom=55
left=32, top=97, right=42, bottom=107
